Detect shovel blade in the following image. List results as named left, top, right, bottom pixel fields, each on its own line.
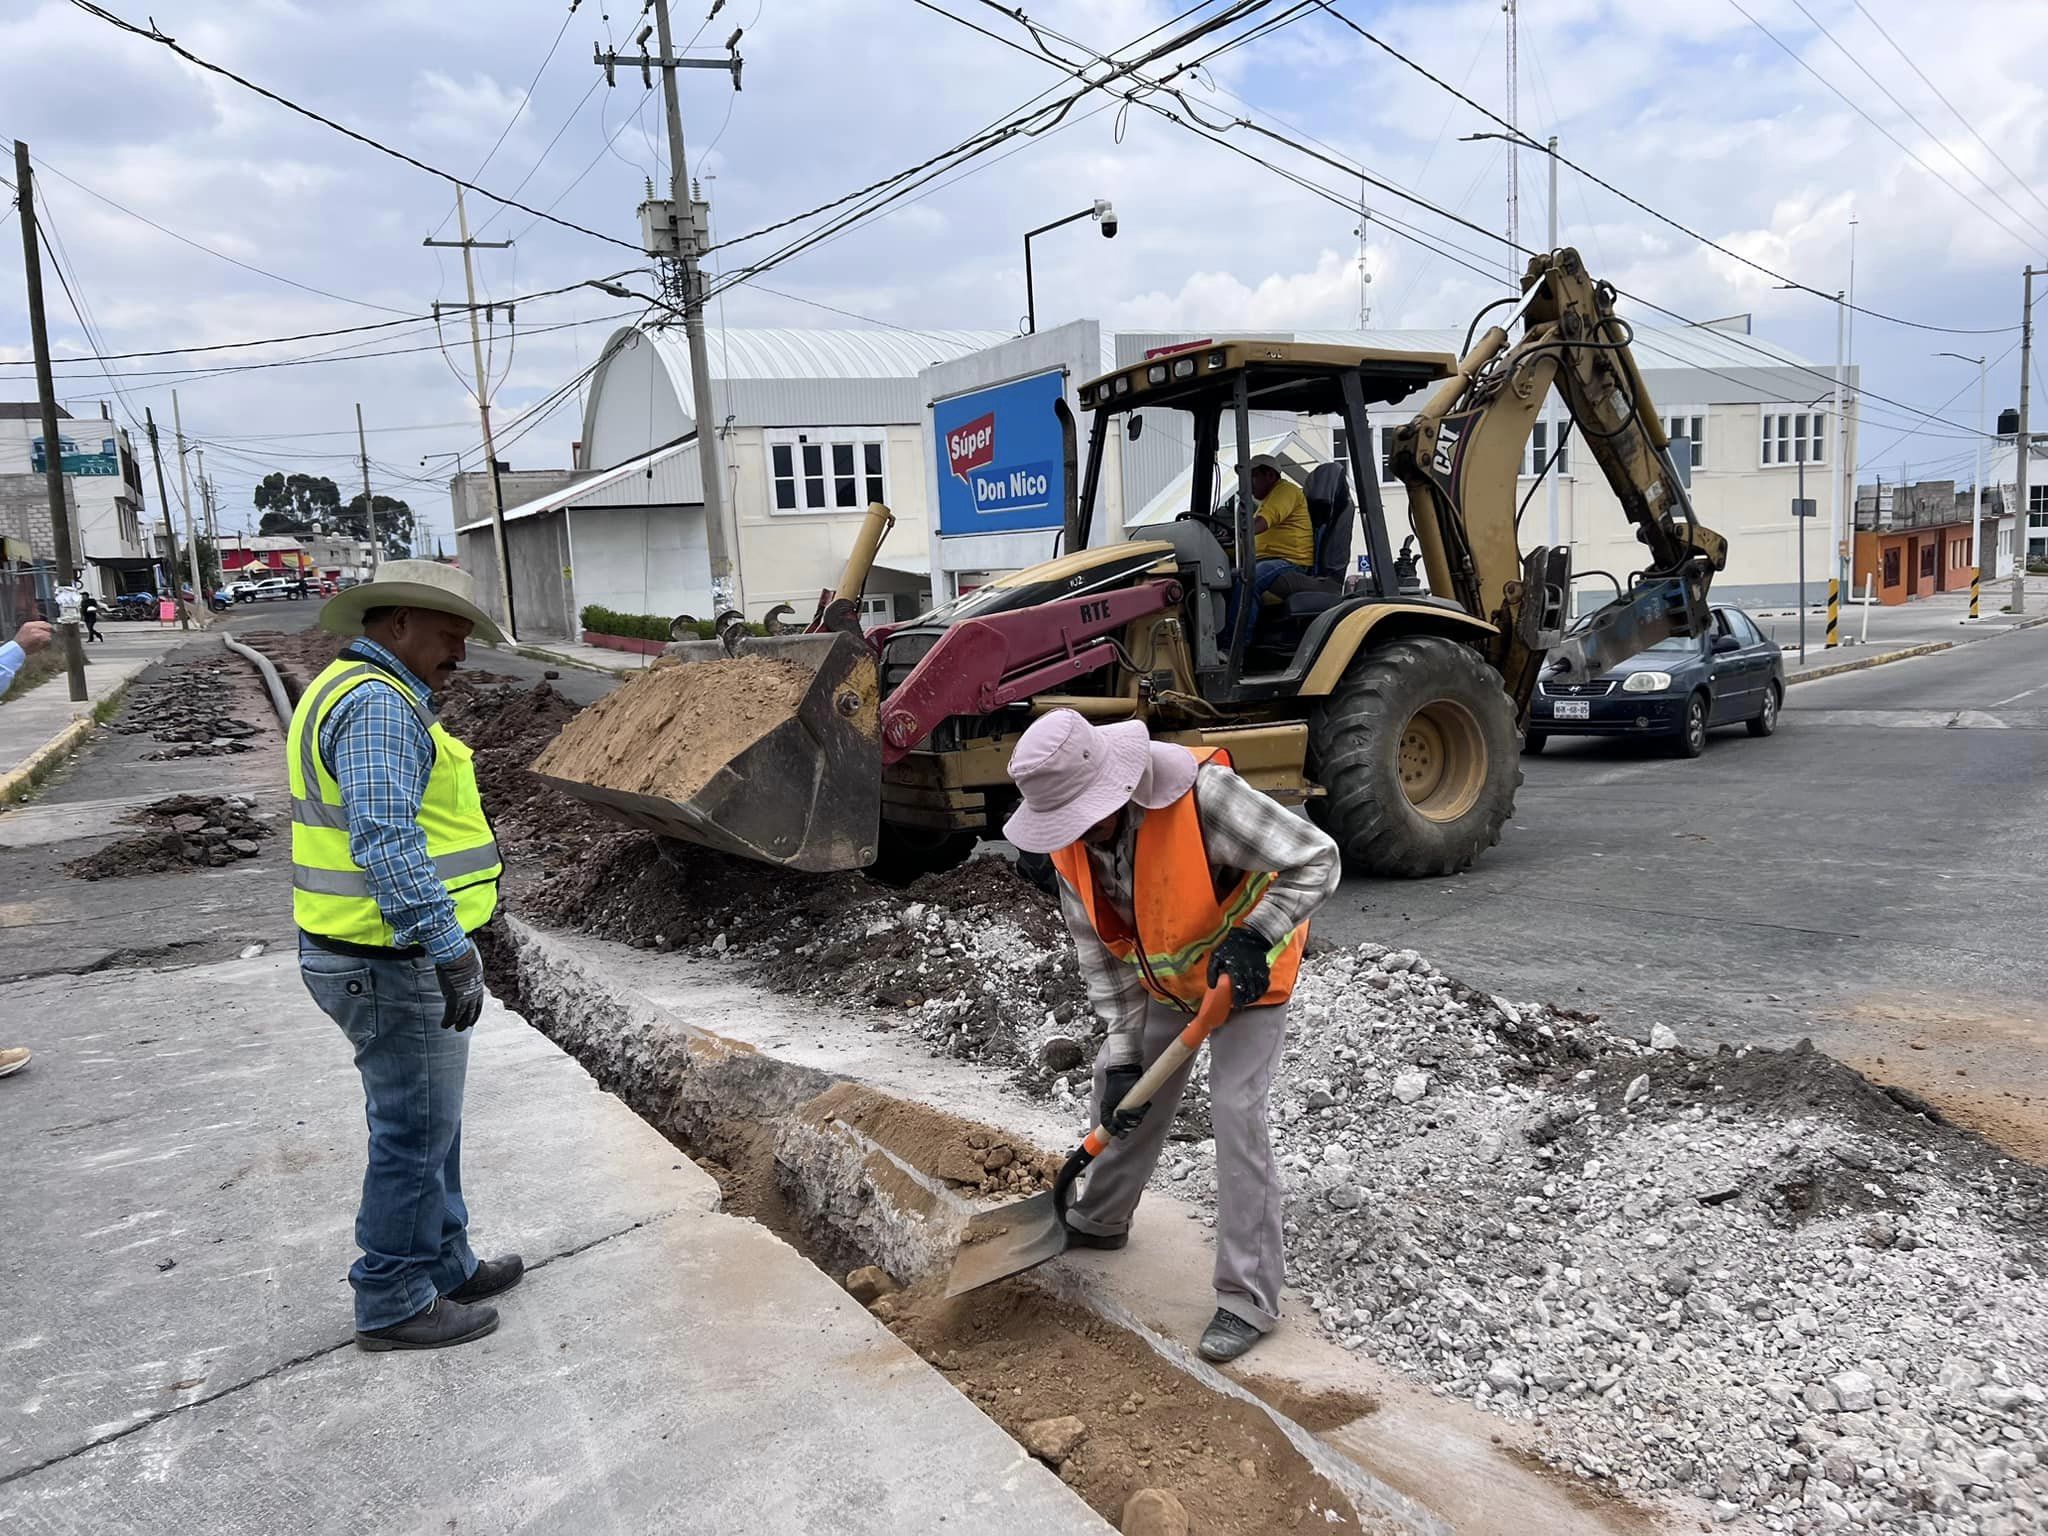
left=942, top=1190, right=1069, bottom=1298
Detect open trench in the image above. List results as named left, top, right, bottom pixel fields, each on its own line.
left=476, top=916, right=1414, bottom=1536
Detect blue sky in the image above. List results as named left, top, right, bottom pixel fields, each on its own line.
left=3, top=0, right=2044, bottom=549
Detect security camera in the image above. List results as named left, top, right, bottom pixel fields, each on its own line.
left=1094, top=199, right=1118, bottom=238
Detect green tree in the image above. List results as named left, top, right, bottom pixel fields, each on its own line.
left=253, top=472, right=341, bottom=524
left=343, top=492, right=416, bottom=560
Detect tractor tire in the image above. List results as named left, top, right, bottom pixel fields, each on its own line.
left=865, top=827, right=978, bottom=888
left=1308, top=635, right=1521, bottom=878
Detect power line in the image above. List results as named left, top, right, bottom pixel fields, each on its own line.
left=17, top=148, right=413, bottom=316
left=430, top=0, right=583, bottom=240
left=1850, top=0, right=2048, bottom=230
left=1313, top=1, right=2021, bottom=336
left=67, top=0, right=645, bottom=256
left=1724, top=0, right=2048, bottom=256
left=472, top=75, right=606, bottom=237
left=1778, top=0, right=2048, bottom=251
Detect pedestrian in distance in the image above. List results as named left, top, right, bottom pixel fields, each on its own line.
left=289, top=561, right=520, bottom=1351
left=0, top=619, right=55, bottom=1080
left=79, top=590, right=101, bottom=643
left=1002, top=707, right=1340, bottom=1363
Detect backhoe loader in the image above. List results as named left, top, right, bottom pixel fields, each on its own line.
left=532, top=248, right=1726, bottom=880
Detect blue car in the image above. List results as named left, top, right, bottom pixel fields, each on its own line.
left=1526, top=605, right=1785, bottom=759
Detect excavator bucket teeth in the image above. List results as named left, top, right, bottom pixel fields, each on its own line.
left=530, top=630, right=882, bottom=872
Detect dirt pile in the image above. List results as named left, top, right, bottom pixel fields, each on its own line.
left=111, top=657, right=267, bottom=758
left=239, top=628, right=343, bottom=698
left=1147, top=942, right=2048, bottom=1533
left=862, top=1276, right=1379, bottom=1534
left=66, top=793, right=272, bottom=879
left=531, top=654, right=814, bottom=800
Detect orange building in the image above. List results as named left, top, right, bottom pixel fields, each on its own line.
left=1852, top=480, right=1981, bottom=605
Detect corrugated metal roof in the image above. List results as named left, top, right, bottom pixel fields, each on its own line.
left=462, top=438, right=703, bottom=531
left=643, top=326, right=1009, bottom=388
left=1287, top=325, right=1821, bottom=372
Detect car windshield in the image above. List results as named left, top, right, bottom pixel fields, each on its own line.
left=1566, top=614, right=1701, bottom=653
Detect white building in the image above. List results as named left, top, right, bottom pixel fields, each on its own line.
left=0, top=402, right=148, bottom=595
left=460, top=314, right=1859, bottom=637
left=296, top=534, right=376, bottom=584
left=454, top=325, right=1006, bottom=638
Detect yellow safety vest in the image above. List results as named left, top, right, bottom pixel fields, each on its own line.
left=287, top=653, right=501, bottom=948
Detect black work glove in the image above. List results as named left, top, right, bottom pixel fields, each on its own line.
left=1103, top=1063, right=1148, bottom=1136
left=1207, top=927, right=1271, bottom=1005
left=436, top=942, right=486, bottom=1032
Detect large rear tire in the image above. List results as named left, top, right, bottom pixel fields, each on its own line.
left=1308, top=635, right=1521, bottom=878
left=865, top=827, right=978, bottom=888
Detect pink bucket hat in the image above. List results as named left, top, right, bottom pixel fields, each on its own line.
left=1002, top=709, right=1200, bottom=854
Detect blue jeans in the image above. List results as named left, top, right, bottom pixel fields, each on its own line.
left=1221, top=558, right=1310, bottom=642
left=300, top=940, right=477, bottom=1330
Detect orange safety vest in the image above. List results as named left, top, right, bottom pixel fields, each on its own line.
left=1049, top=746, right=1306, bottom=1013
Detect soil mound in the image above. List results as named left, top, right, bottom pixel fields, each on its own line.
left=67, top=793, right=272, bottom=879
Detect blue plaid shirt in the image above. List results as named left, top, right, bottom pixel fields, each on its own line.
left=316, top=639, right=469, bottom=963
left=0, top=640, right=24, bottom=695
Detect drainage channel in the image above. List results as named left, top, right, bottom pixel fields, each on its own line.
left=481, top=916, right=1430, bottom=1536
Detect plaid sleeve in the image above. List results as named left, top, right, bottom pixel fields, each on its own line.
left=1193, top=763, right=1341, bottom=945
left=1056, top=878, right=1152, bottom=1069
left=318, top=684, right=468, bottom=963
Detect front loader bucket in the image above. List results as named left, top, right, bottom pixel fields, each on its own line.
left=529, top=629, right=881, bottom=871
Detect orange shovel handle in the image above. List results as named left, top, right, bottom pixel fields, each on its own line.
left=1076, top=980, right=1234, bottom=1159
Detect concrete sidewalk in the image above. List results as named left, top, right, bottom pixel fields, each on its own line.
left=0, top=950, right=1106, bottom=1534
left=491, top=636, right=657, bottom=676
left=0, top=621, right=208, bottom=793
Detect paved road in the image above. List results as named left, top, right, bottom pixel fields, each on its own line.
left=1317, top=625, right=2048, bottom=1156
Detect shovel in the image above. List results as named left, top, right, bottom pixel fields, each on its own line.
left=943, top=980, right=1236, bottom=1298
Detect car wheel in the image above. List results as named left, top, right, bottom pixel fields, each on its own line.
left=1522, top=732, right=1547, bottom=755
left=1672, top=692, right=1708, bottom=758
left=1746, top=680, right=1782, bottom=738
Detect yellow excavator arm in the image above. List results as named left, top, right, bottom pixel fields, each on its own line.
left=1389, top=248, right=1727, bottom=706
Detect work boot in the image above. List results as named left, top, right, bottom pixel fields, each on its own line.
left=0, top=1048, right=30, bottom=1079
left=1063, top=1229, right=1127, bottom=1251
left=355, top=1296, right=499, bottom=1352
left=445, top=1253, right=524, bottom=1303
left=1197, top=1308, right=1264, bottom=1363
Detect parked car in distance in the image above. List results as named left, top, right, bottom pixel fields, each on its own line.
left=1526, top=605, right=1785, bottom=759
left=250, top=577, right=299, bottom=602
left=227, top=579, right=260, bottom=603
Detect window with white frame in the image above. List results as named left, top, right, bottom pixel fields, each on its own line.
left=1760, top=411, right=1827, bottom=466
left=2030, top=483, right=2048, bottom=529
left=1524, top=419, right=1571, bottom=477
left=1377, top=424, right=1401, bottom=483
left=1332, top=421, right=1349, bottom=465
left=767, top=431, right=889, bottom=513
left=1665, top=413, right=1706, bottom=470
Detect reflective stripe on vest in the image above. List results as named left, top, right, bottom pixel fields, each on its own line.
left=286, top=655, right=501, bottom=946
left=1048, top=745, right=1306, bottom=1011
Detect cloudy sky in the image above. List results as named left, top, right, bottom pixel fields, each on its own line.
left=3, top=0, right=2045, bottom=552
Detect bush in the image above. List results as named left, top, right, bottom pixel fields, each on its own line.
left=579, top=604, right=770, bottom=642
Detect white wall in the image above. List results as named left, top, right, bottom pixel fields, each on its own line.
left=567, top=504, right=711, bottom=620
left=727, top=422, right=935, bottom=621
left=581, top=334, right=690, bottom=472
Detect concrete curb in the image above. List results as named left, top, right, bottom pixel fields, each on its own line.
left=1786, top=640, right=1952, bottom=686
left=0, top=714, right=97, bottom=804
left=496, top=642, right=627, bottom=677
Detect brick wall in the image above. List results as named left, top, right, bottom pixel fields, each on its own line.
left=0, top=474, right=79, bottom=561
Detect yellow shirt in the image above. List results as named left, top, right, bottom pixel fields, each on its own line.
left=1252, top=477, right=1314, bottom=567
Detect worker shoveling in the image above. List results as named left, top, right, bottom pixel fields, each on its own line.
left=945, top=980, right=1236, bottom=1299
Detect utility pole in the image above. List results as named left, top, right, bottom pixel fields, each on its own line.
left=424, top=189, right=516, bottom=636
left=355, top=403, right=379, bottom=574
left=2014, top=266, right=2040, bottom=615
left=13, top=139, right=91, bottom=696
left=143, top=410, right=189, bottom=631
left=1840, top=216, right=1858, bottom=622
left=171, top=390, right=204, bottom=623
left=600, top=3, right=745, bottom=619
left=1544, top=134, right=1561, bottom=561
left=194, top=445, right=220, bottom=571
left=1352, top=182, right=1372, bottom=329
left=1827, top=290, right=1845, bottom=646
left=1503, top=0, right=1518, bottom=284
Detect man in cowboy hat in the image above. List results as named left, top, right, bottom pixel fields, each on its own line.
left=1004, top=708, right=1339, bottom=1363
left=289, top=561, right=521, bottom=1351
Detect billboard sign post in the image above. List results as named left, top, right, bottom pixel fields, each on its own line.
left=32, top=434, right=120, bottom=476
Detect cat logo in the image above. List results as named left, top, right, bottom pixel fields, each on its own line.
left=1431, top=423, right=1460, bottom=478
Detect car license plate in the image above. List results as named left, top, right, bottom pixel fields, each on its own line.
left=1554, top=700, right=1590, bottom=720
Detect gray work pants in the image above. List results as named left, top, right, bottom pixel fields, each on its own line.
left=1066, top=997, right=1289, bottom=1332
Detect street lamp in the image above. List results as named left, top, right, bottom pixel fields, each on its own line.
left=1775, top=282, right=1849, bottom=646
left=1023, top=201, right=1116, bottom=334
left=1937, top=351, right=1988, bottom=620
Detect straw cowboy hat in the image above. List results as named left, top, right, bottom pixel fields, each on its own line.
left=317, top=560, right=504, bottom=645
left=1002, top=708, right=1199, bottom=854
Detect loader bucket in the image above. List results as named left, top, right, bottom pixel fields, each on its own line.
left=529, top=629, right=882, bottom=871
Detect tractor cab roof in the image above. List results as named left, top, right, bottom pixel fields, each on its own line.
left=1077, top=339, right=1457, bottom=416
